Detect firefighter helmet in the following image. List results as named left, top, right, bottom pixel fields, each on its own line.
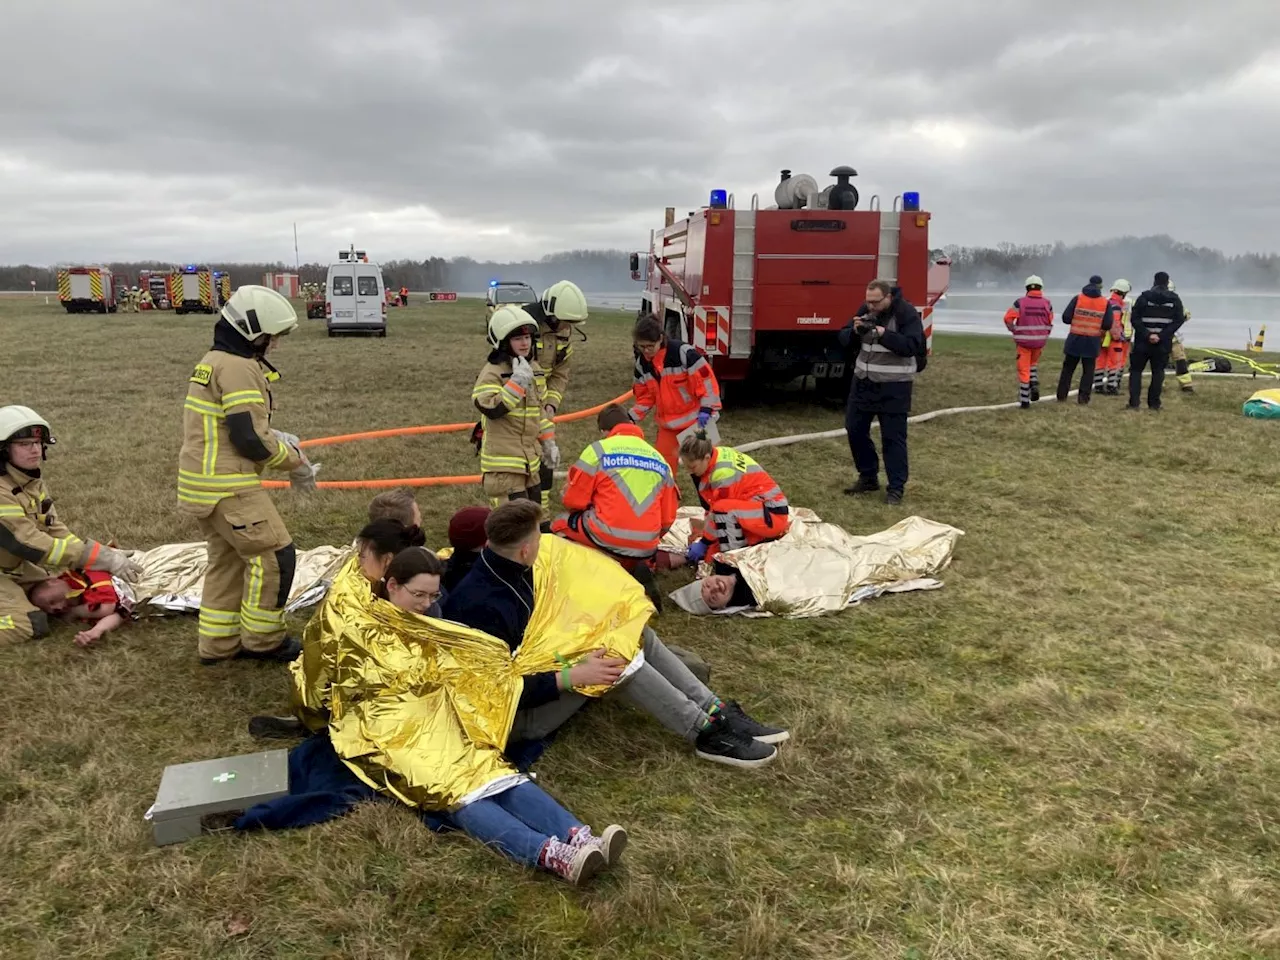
left=1024, top=275, right=1043, bottom=289
left=487, top=304, right=538, bottom=349
left=221, top=284, right=298, bottom=341
left=0, top=406, right=56, bottom=465
left=1167, top=281, right=1176, bottom=292
left=541, top=280, right=588, bottom=323
left=1110, top=279, right=1132, bottom=294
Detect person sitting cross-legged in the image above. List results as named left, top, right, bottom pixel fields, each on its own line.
left=441, top=500, right=788, bottom=768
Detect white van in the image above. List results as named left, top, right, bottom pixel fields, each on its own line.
left=326, top=247, right=387, bottom=337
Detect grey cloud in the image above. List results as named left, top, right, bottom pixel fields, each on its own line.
left=2, top=0, right=1277, bottom=264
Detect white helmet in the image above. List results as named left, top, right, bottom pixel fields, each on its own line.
left=541, top=280, right=588, bottom=323
left=487, top=303, right=538, bottom=349
left=1110, top=279, right=1131, bottom=295
left=0, top=405, right=55, bottom=448
left=1024, top=275, right=1043, bottom=289
left=1167, top=281, right=1176, bottom=292
left=221, top=284, right=298, bottom=341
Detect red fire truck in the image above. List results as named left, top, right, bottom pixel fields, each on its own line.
left=630, top=166, right=950, bottom=396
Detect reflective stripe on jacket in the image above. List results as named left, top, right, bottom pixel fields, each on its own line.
left=0, top=463, right=100, bottom=582
left=854, top=315, right=918, bottom=383
left=473, top=356, right=554, bottom=476
left=1004, top=292, right=1054, bottom=348
left=693, top=446, right=790, bottom=535
left=1068, top=294, right=1108, bottom=338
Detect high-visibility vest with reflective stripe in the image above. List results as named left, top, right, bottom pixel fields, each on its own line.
left=565, top=425, right=677, bottom=557
left=853, top=315, right=918, bottom=383
left=631, top=339, right=723, bottom=431
left=1069, top=294, right=1108, bottom=338
left=1009, top=293, right=1054, bottom=348
left=695, top=446, right=790, bottom=517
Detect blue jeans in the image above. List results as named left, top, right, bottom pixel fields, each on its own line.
left=449, top=781, right=582, bottom=867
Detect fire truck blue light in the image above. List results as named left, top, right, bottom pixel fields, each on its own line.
left=903, top=192, right=920, bottom=211
left=709, top=189, right=727, bottom=208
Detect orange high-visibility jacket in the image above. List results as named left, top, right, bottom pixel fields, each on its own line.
left=693, top=446, right=790, bottom=540
left=629, top=338, right=722, bottom=432
left=560, top=424, right=678, bottom=558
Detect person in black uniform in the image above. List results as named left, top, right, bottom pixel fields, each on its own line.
left=1127, top=272, right=1186, bottom=412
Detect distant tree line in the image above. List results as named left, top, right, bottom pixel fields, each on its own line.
left=935, top=235, right=1280, bottom=290
left=3, top=236, right=1277, bottom=291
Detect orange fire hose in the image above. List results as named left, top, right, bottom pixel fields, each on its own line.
left=263, top=389, right=633, bottom=490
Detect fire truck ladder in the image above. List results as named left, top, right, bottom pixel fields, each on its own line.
left=870, top=194, right=901, bottom=285
left=729, top=193, right=756, bottom=358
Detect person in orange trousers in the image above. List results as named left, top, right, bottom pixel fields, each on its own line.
left=1002, top=275, right=1054, bottom=409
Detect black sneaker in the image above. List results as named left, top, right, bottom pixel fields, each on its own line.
left=200, top=635, right=302, bottom=667
left=1019, top=401, right=1031, bottom=410
left=248, top=715, right=306, bottom=739
left=720, top=700, right=789, bottom=744
left=694, top=713, right=777, bottom=768
left=886, top=489, right=903, bottom=506
left=843, top=477, right=880, bottom=495
left=1029, top=387, right=1040, bottom=402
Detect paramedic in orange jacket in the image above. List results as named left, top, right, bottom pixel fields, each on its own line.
left=1002, top=275, right=1054, bottom=409
left=552, top=404, right=678, bottom=562
left=628, top=314, right=723, bottom=475
left=1096, top=279, right=1132, bottom=395
left=677, top=433, right=790, bottom=566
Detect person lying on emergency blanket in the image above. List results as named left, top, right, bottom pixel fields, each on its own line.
left=27, top=568, right=134, bottom=647
left=699, top=560, right=759, bottom=612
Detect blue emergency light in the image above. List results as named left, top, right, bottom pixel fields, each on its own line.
left=709, top=189, right=727, bottom=209
left=489, top=279, right=498, bottom=287
left=186, top=264, right=196, bottom=271
left=903, top=192, right=920, bottom=212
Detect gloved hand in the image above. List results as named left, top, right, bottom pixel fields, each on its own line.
left=696, top=409, right=712, bottom=428
left=542, top=439, right=560, bottom=470
left=291, top=461, right=321, bottom=492
left=90, top=544, right=143, bottom=581
left=509, top=355, right=535, bottom=390
left=686, top=540, right=709, bottom=565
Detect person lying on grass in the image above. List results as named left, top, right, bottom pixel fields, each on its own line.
left=27, top=569, right=133, bottom=647
left=440, top=499, right=789, bottom=769
left=368, top=544, right=629, bottom=886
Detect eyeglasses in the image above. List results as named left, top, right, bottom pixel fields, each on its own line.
left=406, top=588, right=440, bottom=603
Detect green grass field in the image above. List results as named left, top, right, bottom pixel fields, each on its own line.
left=3, top=293, right=1280, bottom=959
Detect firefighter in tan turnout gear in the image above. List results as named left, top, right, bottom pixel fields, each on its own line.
left=472, top=304, right=558, bottom=510
left=178, top=285, right=316, bottom=666
left=525, top=280, right=588, bottom=510
left=0, top=406, right=142, bottom=643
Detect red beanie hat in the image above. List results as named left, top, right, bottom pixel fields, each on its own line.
left=448, top=506, right=491, bottom=552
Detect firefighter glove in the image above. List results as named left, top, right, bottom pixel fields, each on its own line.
left=291, top=461, right=321, bottom=492
left=686, top=540, right=709, bottom=565
left=90, top=545, right=143, bottom=581
left=541, top=439, right=560, bottom=470
left=509, top=355, right=535, bottom=390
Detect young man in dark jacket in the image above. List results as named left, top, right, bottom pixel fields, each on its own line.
left=1127, top=271, right=1187, bottom=412
left=838, top=279, right=925, bottom=506
left=1056, top=275, right=1115, bottom=405
left=440, top=500, right=786, bottom=768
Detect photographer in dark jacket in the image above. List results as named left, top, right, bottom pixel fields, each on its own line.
left=1127, top=271, right=1186, bottom=412
left=838, top=279, right=925, bottom=506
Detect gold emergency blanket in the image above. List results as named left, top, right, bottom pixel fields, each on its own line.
left=119, top=542, right=352, bottom=615
left=291, top=535, right=651, bottom=811
left=662, top=507, right=964, bottom=618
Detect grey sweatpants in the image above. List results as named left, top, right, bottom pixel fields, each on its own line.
left=509, top=627, right=718, bottom=743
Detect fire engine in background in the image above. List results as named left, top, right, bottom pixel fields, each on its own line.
left=214, top=271, right=231, bottom=307
left=139, top=269, right=172, bottom=309
left=630, top=165, right=950, bottom=399
left=168, top=264, right=217, bottom=314
left=57, top=265, right=119, bottom=314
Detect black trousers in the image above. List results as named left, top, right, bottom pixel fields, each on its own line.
left=846, top=408, right=908, bottom=493
left=1057, top=355, right=1096, bottom=403
left=1129, top=343, right=1170, bottom=409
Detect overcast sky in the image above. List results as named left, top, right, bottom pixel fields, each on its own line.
left=4, top=0, right=1277, bottom=265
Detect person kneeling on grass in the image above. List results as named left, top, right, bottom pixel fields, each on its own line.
left=441, top=500, right=788, bottom=768
left=676, top=433, right=790, bottom=568
left=26, top=568, right=133, bottom=646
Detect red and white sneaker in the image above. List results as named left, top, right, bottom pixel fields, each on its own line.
left=539, top=837, right=605, bottom=885
left=569, top=824, right=629, bottom=865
